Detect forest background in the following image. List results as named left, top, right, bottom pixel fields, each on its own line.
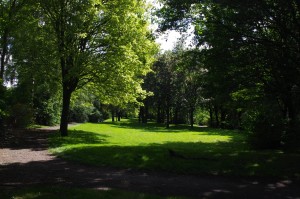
left=0, top=0, right=299, bottom=149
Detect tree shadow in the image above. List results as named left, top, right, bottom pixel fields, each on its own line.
left=1, top=129, right=55, bottom=151
left=1, top=157, right=299, bottom=199
left=0, top=129, right=108, bottom=152
left=107, top=119, right=241, bottom=135
left=53, top=139, right=300, bottom=180
left=1, top=134, right=300, bottom=199
left=49, top=130, right=109, bottom=148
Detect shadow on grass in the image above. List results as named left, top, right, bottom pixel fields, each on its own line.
left=49, top=121, right=300, bottom=179
left=107, top=119, right=240, bottom=135
left=53, top=139, right=300, bottom=179
left=49, top=130, right=109, bottom=148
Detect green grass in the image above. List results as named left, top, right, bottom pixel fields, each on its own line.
left=0, top=186, right=186, bottom=199
left=49, top=119, right=300, bottom=179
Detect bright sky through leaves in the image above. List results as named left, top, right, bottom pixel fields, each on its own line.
left=147, top=0, right=194, bottom=51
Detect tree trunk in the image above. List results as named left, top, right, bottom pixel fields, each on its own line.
left=209, top=103, right=213, bottom=127
left=143, top=102, right=148, bottom=124
left=220, top=108, right=226, bottom=128
left=111, top=109, right=115, bottom=122
left=214, top=105, right=219, bottom=127
left=190, top=107, right=194, bottom=128
left=0, top=30, right=8, bottom=80
left=117, top=110, right=121, bottom=122
left=59, top=85, right=72, bottom=137
left=138, top=107, right=142, bottom=123
left=139, top=106, right=147, bottom=123
left=285, top=96, right=297, bottom=134
left=59, top=55, right=77, bottom=137
left=166, top=107, right=170, bottom=128
left=157, top=105, right=165, bottom=124
left=173, top=106, right=179, bottom=125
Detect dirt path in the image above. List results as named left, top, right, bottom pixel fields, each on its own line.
left=0, top=129, right=300, bottom=199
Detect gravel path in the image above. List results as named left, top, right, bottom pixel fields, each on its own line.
left=0, top=129, right=300, bottom=199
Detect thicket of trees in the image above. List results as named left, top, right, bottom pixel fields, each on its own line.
left=149, top=0, right=299, bottom=148
left=140, top=46, right=206, bottom=128
left=0, top=0, right=299, bottom=149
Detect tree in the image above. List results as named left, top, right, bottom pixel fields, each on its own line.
left=36, top=0, right=157, bottom=136
left=157, top=0, right=300, bottom=146
left=142, top=44, right=205, bottom=128
left=0, top=0, right=27, bottom=82
left=151, top=51, right=177, bottom=127
left=178, top=50, right=203, bottom=128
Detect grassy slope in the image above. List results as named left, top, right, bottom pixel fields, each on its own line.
left=49, top=120, right=300, bottom=179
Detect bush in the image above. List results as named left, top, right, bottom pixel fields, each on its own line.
left=35, top=98, right=61, bottom=126
left=8, top=103, right=34, bottom=128
left=69, top=105, right=93, bottom=123
left=195, top=109, right=210, bottom=126
left=249, top=114, right=284, bottom=149
left=88, top=109, right=103, bottom=123
left=89, top=108, right=109, bottom=123
left=242, top=103, right=285, bottom=149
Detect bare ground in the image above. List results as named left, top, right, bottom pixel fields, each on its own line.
left=0, top=128, right=300, bottom=199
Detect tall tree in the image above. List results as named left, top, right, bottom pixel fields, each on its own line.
left=0, top=0, right=25, bottom=82
left=37, top=0, right=157, bottom=136
left=157, top=0, right=300, bottom=146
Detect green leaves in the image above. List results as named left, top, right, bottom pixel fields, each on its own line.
left=0, top=0, right=158, bottom=132
left=156, top=0, right=300, bottom=142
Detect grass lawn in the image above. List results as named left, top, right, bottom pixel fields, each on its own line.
left=0, top=186, right=186, bottom=199
left=49, top=119, right=300, bottom=179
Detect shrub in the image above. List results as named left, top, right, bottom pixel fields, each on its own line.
left=8, top=103, right=34, bottom=128
left=69, top=105, right=93, bottom=123
left=249, top=113, right=284, bottom=149
left=88, top=109, right=103, bottom=123
left=243, top=103, right=285, bottom=149
left=35, top=98, right=61, bottom=126
left=195, top=109, right=210, bottom=126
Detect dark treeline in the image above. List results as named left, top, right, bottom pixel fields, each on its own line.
left=140, top=0, right=300, bottom=149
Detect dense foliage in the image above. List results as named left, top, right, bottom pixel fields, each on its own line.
left=1, top=0, right=299, bottom=149
left=154, top=0, right=300, bottom=148
left=0, top=0, right=158, bottom=136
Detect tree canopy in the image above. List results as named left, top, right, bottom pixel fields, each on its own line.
left=0, top=0, right=158, bottom=136
left=154, top=0, right=300, bottom=148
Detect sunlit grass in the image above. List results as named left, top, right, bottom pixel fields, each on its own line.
left=49, top=119, right=300, bottom=179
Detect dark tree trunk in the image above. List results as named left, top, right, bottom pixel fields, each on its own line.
left=173, top=106, right=179, bottom=125
left=138, top=107, right=142, bottom=123
left=156, top=106, right=161, bottom=123
left=117, top=110, right=121, bottom=122
left=209, top=104, right=213, bottom=127
left=60, top=85, right=72, bottom=137
left=214, top=105, right=219, bottom=127
left=220, top=108, right=226, bottom=128
left=0, top=30, right=8, bottom=80
left=285, top=96, right=297, bottom=133
left=59, top=55, right=78, bottom=136
left=139, top=106, right=147, bottom=124
left=166, top=107, right=170, bottom=128
left=111, top=109, right=115, bottom=122
left=157, top=105, right=164, bottom=123
left=143, top=102, right=148, bottom=124
left=190, top=107, right=194, bottom=128
left=237, top=111, right=242, bottom=129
